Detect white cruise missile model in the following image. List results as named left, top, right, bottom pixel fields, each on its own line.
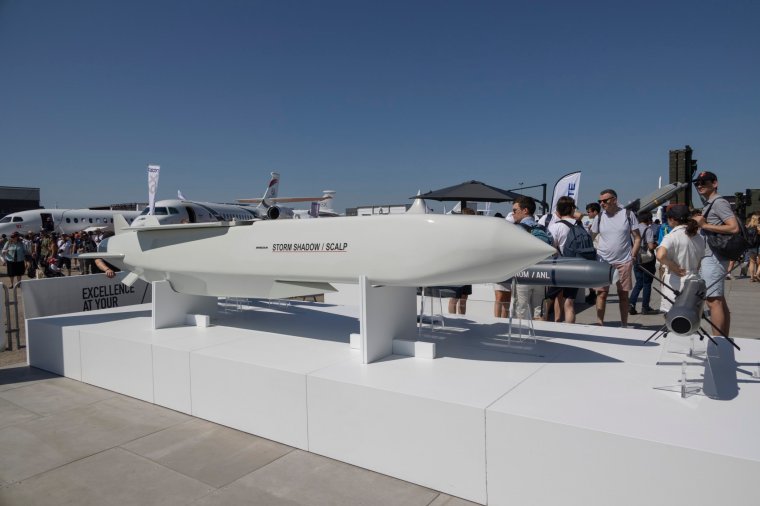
left=92, top=214, right=556, bottom=299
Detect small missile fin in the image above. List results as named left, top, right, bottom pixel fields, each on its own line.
left=120, top=271, right=140, bottom=287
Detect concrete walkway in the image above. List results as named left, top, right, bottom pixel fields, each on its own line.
left=0, top=365, right=474, bottom=506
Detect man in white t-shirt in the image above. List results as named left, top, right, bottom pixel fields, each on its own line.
left=590, top=188, right=641, bottom=327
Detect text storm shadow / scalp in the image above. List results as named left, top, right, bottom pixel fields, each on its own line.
left=271, top=242, right=348, bottom=252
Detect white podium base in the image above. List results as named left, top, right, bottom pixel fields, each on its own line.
left=26, top=302, right=760, bottom=505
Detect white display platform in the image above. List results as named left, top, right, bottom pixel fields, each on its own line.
left=26, top=300, right=760, bottom=505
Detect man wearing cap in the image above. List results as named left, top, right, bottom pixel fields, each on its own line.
left=692, top=171, right=739, bottom=337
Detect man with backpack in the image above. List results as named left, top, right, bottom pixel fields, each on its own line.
left=512, top=196, right=552, bottom=320
left=692, top=171, right=740, bottom=337
left=547, top=196, right=595, bottom=323
left=591, top=188, right=642, bottom=328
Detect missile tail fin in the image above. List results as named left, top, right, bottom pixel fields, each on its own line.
left=121, top=271, right=140, bottom=287
left=113, top=214, right=130, bottom=234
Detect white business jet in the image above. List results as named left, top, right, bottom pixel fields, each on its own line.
left=0, top=208, right=141, bottom=236
left=130, top=172, right=327, bottom=227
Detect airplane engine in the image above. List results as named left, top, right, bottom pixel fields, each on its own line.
left=266, top=206, right=294, bottom=220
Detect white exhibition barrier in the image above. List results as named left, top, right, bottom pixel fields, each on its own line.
left=21, top=272, right=151, bottom=319
left=25, top=296, right=760, bottom=505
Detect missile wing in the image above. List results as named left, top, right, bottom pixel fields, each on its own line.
left=96, top=214, right=556, bottom=299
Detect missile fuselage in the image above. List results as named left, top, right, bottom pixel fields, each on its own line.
left=513, top=257, right=614, bottom=288
left=101, top=214, right=556, bottom=298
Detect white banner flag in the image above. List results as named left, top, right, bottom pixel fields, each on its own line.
left=550, top=171, right=582, bottom=213
left=177, top=189, right=186, bottom=200
left=148, top=164, right=161, bottom=215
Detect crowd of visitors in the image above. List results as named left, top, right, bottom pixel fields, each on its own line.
left=1, top=229, right=109, bottom=286
left=2, top=170, right=757, bottom=339
left=445, top=170, right=757, bottom=337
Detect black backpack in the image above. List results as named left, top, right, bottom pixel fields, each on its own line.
left=558, top=220, right=597, bottom=260
left=703, top=197, right=752, bottom=261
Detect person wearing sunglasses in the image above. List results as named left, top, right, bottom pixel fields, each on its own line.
left=692, top=171, right=739, bottom=337
left=590, top=189, right=641, bottom=327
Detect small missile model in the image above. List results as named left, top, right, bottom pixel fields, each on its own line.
left=512, top=257, right=614, bottom=288
left=639, top=268, right=740, bottom=350
left=664, top=277, right=706, bottom=336
left=624, top=182, right=689, bottom=214
left=89, top=214, right=556, bottom=299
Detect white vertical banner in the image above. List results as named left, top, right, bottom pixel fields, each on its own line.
left=550, top=171, right=582, bottom=213
left=148, top=164, right=161, bottom=215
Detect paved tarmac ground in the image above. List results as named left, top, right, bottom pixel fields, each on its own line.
left=0, top=365, right=475, bottom=506
left=1, top=267, right=759, bottom=505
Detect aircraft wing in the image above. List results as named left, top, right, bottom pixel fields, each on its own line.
left=237, top=197, right=329, bottom=204
left=129, top=221, right=255, bottom=232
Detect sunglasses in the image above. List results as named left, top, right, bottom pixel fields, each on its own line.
left=694, top=180, right=712, bottom=187
left=598, top=197, right=615, bottom=204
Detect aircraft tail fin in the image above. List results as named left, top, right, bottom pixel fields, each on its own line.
left=259, top=172, right=280, bottom=209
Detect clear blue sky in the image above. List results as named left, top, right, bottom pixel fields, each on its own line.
left=1, top=1, right=758, bottom=212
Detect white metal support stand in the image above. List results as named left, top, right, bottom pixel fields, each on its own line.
left=506, top=279, right=536, bottom=346
left=359, top=276, right=417, bottom=364
left=152, top=280, right=218, bottom=330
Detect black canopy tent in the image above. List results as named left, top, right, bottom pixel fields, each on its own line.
left=412, top=180, right=526, bottom=211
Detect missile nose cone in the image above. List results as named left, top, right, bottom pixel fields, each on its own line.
left=492, top=221, right=556, bottom=262
left=464, top=218, right=556, bottom=283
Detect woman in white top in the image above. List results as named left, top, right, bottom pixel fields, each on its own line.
left=656, top=205, right=706, bottom=311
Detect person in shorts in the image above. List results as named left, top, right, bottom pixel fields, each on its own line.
left=692, top=171, right=739, bottom=337
left=590, top=189, right=641, bottom=327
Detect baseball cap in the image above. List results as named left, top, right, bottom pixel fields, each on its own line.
left=693, top=171, right=717, bottom=184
